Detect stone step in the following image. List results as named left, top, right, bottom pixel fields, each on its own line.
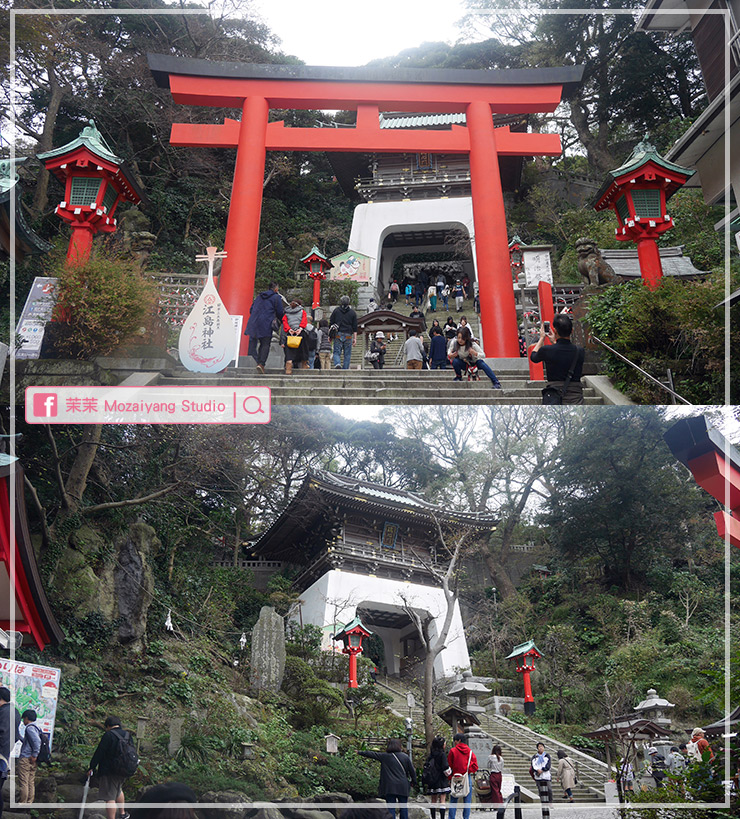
left=375, top=681, right=607, bottom=803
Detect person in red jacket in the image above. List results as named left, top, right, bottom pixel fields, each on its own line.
left=447, top=733, right=478, bottom=819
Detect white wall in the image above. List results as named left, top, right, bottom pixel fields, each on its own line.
left=296, top=569, right=471, bottom=678
left=349, top=198, right=478, bottom=293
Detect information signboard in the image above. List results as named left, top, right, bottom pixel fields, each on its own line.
left=523, top=250, right=553, bottom=287
left=0, top=659, right=61, bottom=749
left=15, top=277, right=58, bottom=359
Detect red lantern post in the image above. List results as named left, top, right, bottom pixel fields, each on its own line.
left=506, top=640, right=542, bottom=716
left=333, top=617, right=372, bottom=689
left=593, top=140, right=694, bottom=290
left=300, top=246, right=332, bottom=310
left=37, top=120, right=143, bottom=266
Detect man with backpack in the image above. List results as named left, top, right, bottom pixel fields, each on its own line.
left=89, top=716, right=138, bottom=819
left=17, top=709, right=44, bottom=804
left=0, top=687, right=21, bottom=819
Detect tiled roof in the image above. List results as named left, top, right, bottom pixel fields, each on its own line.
left=379, top=113, right=467, bottom=129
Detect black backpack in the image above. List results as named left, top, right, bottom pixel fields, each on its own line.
left=307, top=328, right=318, bottom=351
left=421, top=757, right=437, bottom=787
left=35, top=728, right=52, bottom=765
left=111, top=729, right=139, bottom=778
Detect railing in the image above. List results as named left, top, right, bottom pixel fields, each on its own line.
left=292, top=544, right=434, bottom=588
left=590, top=335, right=692, bottom=405
left=382, top=677, right=608, bottom=793
left=355, top=171, right=472, bottom=190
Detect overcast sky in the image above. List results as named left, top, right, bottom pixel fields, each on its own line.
left=251, top=0, right=468, bottom=66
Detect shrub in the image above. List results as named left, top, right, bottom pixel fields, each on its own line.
left=585, top=275, right=736, bottom=403
left=50, top=250, right=156, bottom=359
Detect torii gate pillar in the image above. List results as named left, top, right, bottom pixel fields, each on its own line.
left=220, top=96, right=269, bottom=332
left=467, top=100, right=520, bottom=357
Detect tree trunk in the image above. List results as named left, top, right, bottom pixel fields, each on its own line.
left=64, top=424, right=102, bottom=511
left=483, top=550, right=517, bottom=599
left=31, top=63, right=68, bottom=218
left=568, top=98, right=615, bottom=175
left=423, top=649, right=436, bottom=747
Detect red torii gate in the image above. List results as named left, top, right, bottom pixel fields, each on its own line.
left=664, top=415, right=740, bottom=549
left=149, top=56, right=584, bottom=357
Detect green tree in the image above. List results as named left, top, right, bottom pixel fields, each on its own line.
left=542, top=408, right=717, bottom=590
left=460, top=0, right=705, bottom=173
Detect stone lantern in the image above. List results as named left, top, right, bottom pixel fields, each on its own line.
left=634, top=688, right=675, bottom=729
left=37, top=119, right=144, bottom=266
left=446, top=670, right=491, bottom=714
left=300, top=246, right=333, bottom=309
left=505, top=640, right=542, bottom=716
left=508, top=235, right=524, bottom=285
left=593, top=139, right=694, bottom=290
left=333, top=616, right=372, bottom=689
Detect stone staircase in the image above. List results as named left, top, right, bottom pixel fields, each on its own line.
left=154, top=367, right=606, bottom=406
left=376, top=678, right=608, bottom=805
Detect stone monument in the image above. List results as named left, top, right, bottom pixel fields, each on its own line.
left=249, top=606, right=286, bottom=692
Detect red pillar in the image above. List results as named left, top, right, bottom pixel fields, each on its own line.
left=66, top=226, right=94, bottom=267
left=467, top=99, right=520, bottom=358
left=220, top=96, right=269, bottom=357
left=348, top=650, right=359, bottom=688
left=636, top=237, right=663, bottom=291
left=312, top=277, right=322, bottom=310
left=537, top=281, right=555, bottom=325
left=527, top=281, right=555, bottom=379
left=528, top=344, right=543, bottom=380
left=521, top=668, right=535, bottom=715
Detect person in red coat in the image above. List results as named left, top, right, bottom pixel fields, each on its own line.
left=447, top=733, right=478, bottom=819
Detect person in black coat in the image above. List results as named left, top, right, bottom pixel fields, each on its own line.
left=359, top=738, right=416, bottom=819
left=0, top=686, right=22, bottom=819
left=423, top=736, right=452, bottom=819
left=244, top=282, right=284, bottom=373
left=89, top=716, right=133, bottom=819
left=529, top=313, right=585, bottom=404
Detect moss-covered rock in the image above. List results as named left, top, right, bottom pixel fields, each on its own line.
left=52, top=534, right=116, bottom=620
left=114, top=522, right=158, bottom=649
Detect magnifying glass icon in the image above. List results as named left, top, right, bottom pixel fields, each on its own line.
left=243, top=395, right=265, bottom=414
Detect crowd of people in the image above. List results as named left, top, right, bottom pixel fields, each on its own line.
left=0, top=688, right=727, bottom=819
left=242, top=278, right=588, bottom=404
left=242, top=273, right=499, bottom=382
left=360, top=734, right=585, bottom=818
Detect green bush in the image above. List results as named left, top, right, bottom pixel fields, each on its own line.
left=585, top=275, right=735, bottom=403
left=49, top=249, right=156, bottom=359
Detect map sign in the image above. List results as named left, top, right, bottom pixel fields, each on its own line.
left=15, top=277, right=58, bottom=359
left=329, top=250, right=372, bottom=283
left=0, top=659, right=61, bottom=749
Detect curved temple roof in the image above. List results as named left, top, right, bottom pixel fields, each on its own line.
left=252, top=471, right=498, bottom=562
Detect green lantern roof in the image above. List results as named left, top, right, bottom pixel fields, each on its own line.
left=300, top=245, right=330, bottom=264
left=333, top=616, right=373, bottom=639
left=593, top=138, right=695, bottom=209
left=37, top=119, right=122, bottom=165
left=505, top=639, right=543, bottom=659
left=607, top=138, right=695, bottom=181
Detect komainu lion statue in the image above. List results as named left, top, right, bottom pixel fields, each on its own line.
left=576, top=237, right=619, bottom=286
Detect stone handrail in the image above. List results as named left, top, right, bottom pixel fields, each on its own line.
left=485, top=712, right=610, bottom=775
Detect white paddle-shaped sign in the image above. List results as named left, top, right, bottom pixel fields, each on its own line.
left=178, top=247, right=235, bottom=373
